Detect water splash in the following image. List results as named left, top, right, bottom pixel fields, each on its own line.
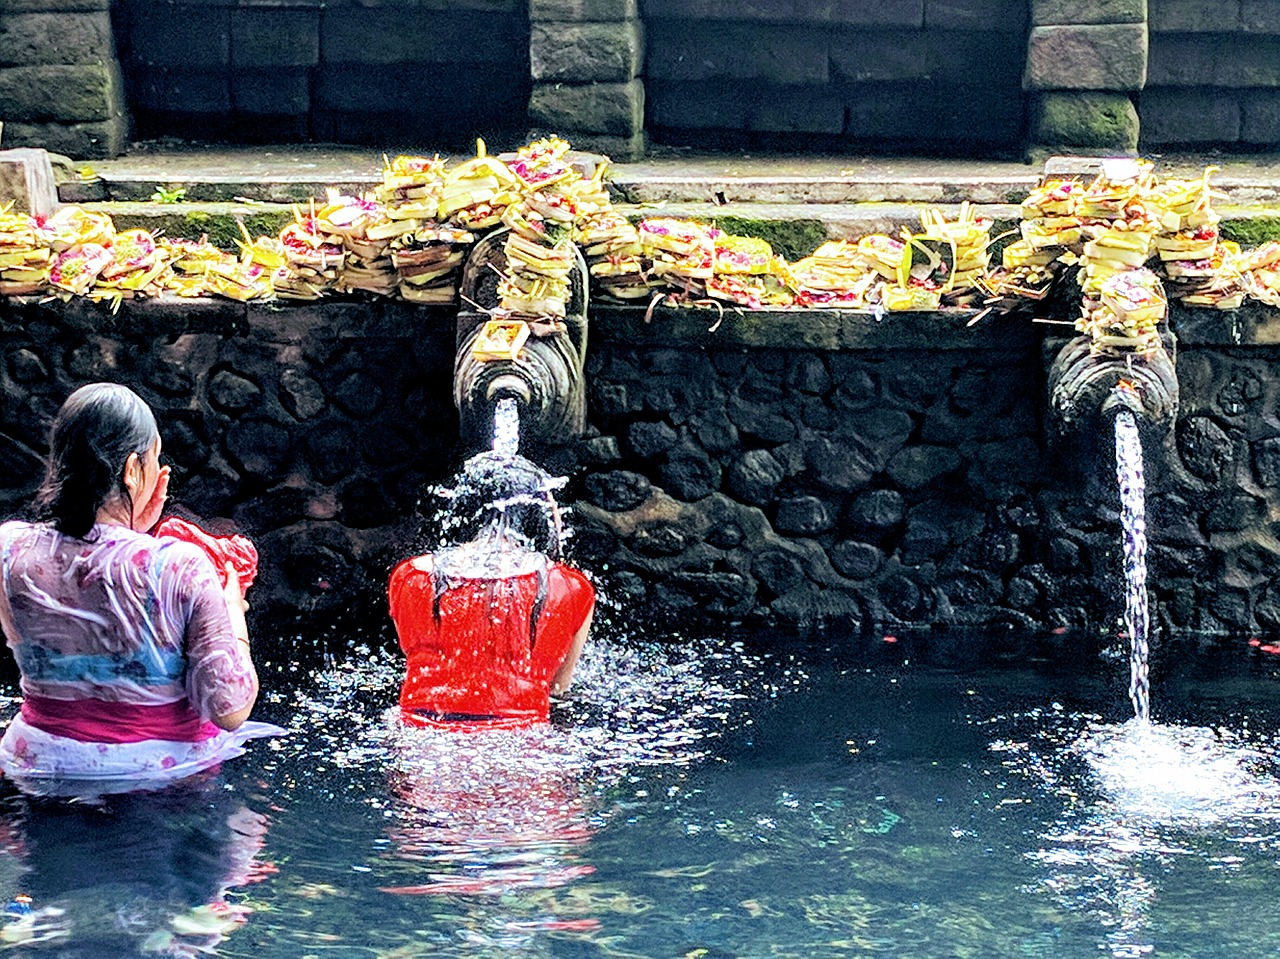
left=1114, top=408, right=1149, bottom=722
left=492, top=396, right=520, bottom=456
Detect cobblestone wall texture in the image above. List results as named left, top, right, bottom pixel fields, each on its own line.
left=2, top=298, right=1279, bottom=643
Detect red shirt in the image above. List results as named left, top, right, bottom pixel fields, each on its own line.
left=389, top=558, right=595, bottom=726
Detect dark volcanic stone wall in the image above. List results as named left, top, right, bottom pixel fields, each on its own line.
left=569, top=306, right=1280, bottom=638
left=1, top=297, right=1278, bottom=640
left=0, top=297, right=458, bottom=625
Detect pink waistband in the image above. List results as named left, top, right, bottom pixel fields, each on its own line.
left=21, top=694, right=220, bottom=744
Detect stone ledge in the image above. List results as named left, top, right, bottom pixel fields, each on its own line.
left=2, top=293, right=1278, bottom=357
left=0, top=293, right=457, bottom=341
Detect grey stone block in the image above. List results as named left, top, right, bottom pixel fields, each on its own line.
left=130, top=7, right=231, bottom=66
left=1, top=117, right=126, bottom=158
left=646, top=79, right=752, bottom=128
left=0, top=0, right=106, bottom=10
left=646, top=21, right=829, bottom=84
left=830, top=0, right=924, bottom=26
left=1140, top=87, right=1240, bottom=143
left=1033, top=0, right=1146, bottom=25
left=642, top=0, right=792, bottom=20
left=925, top=0, right=1027, bottom=31
left=531, top=20, right=642, bottom=83
left=0, top=148, right=57, bottom=216
left=1025, top=23, right=1147, bottom=91
left=316, top=61, right=525, bottom=112
left=1150, top=0, right=1238, bottom=32
left=926, top=30, right=1025, bottom=85
left=749, top=85, right=845, bottom=133
left=0, top=62, right=125, bottom=122
left=232, top=7, right=320, bottom=68
left=528, top=79, right=644, bottom=136
left=530, top=0, right=636, bottom=19
left=1242, top=0, right=1280, bottom=34
left=1031, top=90, right=1139, bottom=149
left=232, top=68, right=311, bottom=115
left=930, top=84, right=1025, bottom=142
left=0, top=11, right=113, bottom=67
left=1149, top=35, right=1280, bottom=87
left=829, top=29, right=929, bottom=82
left=321, top=9, right=524, bottom=64
left=132, top=66, right=231, bottom=114
left=844, top=82, right=938, bottom=138
left=1241, top=90, right=1280, bottom=143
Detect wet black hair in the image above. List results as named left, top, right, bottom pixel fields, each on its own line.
left=441, top=451, right=561, bottom=561
left=34, top=383, right=159, bottom=540
left=432, top=451, right=562, bottom=651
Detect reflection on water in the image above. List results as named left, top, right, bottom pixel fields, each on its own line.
left=0, top=767, right=272, bottom=956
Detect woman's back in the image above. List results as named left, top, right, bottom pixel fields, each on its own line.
left=0, top=519, right=255, bottom=739
left=390, top=550, right=594, bottom=724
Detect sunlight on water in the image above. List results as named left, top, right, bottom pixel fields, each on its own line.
left=999, top=707, right=1280, bottom=959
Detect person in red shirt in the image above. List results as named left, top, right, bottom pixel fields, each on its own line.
left=388, top=452, right=595, bottom=728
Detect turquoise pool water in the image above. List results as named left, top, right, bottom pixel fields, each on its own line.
left=1, top=630, right=1279, bottom=958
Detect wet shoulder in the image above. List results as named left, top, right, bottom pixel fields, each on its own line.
left=551, top=563, right=595, bottom=601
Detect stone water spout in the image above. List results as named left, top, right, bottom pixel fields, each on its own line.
left=1047, top=332, right=1179, bottom=438
left=453, top=228, right=590, bottom=454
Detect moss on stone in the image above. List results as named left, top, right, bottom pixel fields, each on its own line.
left=180, top=210, right=295, bottom=249
left=1220, top=213, right=1280, bottom=248
left=1031, top=92, right=1139, bottom=152
left=708, top=216, right=829, bottom=261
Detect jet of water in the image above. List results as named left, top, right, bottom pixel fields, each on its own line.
left=492, top=396, right=520, bottom=456
left=1114, top=408, right=1149, bottom=722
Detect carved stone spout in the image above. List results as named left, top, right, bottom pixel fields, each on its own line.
left=453, top=228, right=590, bottom=454
left=1047, top=333, right=1179, bottom=436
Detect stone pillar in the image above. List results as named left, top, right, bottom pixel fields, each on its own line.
left=527, top=0, right=645, bottom=160
left=0, top=0, right=128, bottom=158
left=1025, top=0, right=1147, bottom=152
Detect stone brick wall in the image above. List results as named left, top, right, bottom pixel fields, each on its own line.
left=1, top=296, right=1278, bottom=643
left=0, top=0, right=128, bottom=158
left=114, top=0, right=530, bottom=146
left=572, top=305, right=1280, bottom=637
left=1024, top=0, right=1145, bottom=151
left=642, top=0, right=1029, bottom=152
left=529, top=0, right=644, bottom=160
left=1142, top=0, right=1280, bottom=146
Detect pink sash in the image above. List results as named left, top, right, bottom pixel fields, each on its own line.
left=21, top=694, right=220, bottom=744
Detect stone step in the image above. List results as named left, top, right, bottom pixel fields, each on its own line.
left=57, top=147, right=1280, bottom=209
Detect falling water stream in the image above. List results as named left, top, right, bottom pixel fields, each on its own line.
left=1114, top=408, right=1150, bottom=723
left=492, top=396, right=520, bottom=456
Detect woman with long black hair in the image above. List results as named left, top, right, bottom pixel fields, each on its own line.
left=0, top=383, right=274, bottom=790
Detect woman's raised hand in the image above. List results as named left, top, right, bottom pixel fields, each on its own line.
left=137, top=465, right=171, bottom=532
